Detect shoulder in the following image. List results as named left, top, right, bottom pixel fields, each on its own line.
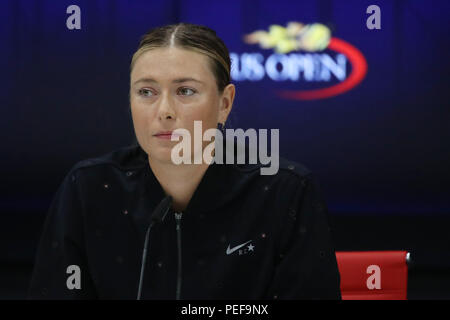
left=218, top=138, right=313, bottom=187
left=224, top=155, right=318, bottom=210
left=232, top=155, right=314, bottom=187
left=277, top=156, right=313, bottom=181
left=67, top=144, right=147, bottom=179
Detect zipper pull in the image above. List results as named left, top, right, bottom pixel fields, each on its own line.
left=175, top=212, right=183, bottom=229
left=174, top=211, right=183, bottom=300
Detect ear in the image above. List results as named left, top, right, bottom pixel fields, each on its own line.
left=218, top=83, right=235, bottom=124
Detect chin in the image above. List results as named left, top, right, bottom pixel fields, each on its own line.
left=148, top=146, right=177, bottom=164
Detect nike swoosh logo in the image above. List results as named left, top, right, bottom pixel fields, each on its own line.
left=226, top=240, right=252, bottom=255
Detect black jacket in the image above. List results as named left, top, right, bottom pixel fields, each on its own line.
left=28, top=142, right=341, bottom=300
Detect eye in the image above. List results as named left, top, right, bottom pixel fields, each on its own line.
left=178, top=87, right=196, bottom=96
left=138, top=88, right=154, bottom=97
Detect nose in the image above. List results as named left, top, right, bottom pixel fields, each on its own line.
left=157, top=91, right=176, bottom=121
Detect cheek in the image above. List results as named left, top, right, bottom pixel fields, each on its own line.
left=188, top=100, right=219, bottom=128
left=131, top=99, right=154, bottom=122
left=130, top=104, right=153, bottom=138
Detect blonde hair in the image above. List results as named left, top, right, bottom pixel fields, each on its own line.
left=130, top=23, right=231, bottom=93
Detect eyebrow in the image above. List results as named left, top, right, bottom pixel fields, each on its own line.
left=133, top=77, right=204, bottom=86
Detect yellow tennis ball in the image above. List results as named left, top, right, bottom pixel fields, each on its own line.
left=276, top=39, right=298, bottom=53
left=301, top=23, right=331, bottom=51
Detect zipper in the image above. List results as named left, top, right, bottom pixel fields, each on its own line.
left=174, top=212, right=183, bottom=300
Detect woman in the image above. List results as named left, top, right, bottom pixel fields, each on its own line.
left=28, top=23, right=341, bottom=300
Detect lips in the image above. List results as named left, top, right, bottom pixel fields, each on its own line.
left=155, top=131, right=173, bottom=136
left=154, top=131, right=181, bottom=139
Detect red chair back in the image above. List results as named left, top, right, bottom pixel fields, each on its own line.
left=335, top=251, right=409, bottom=300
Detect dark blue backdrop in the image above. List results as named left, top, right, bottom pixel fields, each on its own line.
left=1, top=0, right=449, bottom=217
left=1, top=0, right=449, bottom=299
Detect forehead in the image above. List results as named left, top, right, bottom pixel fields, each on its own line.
left=131, top=47, right=214, bottom=82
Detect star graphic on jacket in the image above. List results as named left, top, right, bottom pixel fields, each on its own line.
left=247, top=244, right=255, bottom=251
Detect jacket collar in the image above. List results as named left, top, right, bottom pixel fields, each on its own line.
left=129, top=139, right=263, bottom=236
left=131, top=141, right=261, bottom=214
left=135, top=142, right=246, bottom=214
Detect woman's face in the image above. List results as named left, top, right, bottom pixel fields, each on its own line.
left=130, top=46, right=234, bottom=164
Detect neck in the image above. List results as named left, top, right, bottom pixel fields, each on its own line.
left=148, top=156, right=211, bottom=212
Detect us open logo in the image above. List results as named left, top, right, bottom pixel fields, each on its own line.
left=230, top=21, right=368, bottom=100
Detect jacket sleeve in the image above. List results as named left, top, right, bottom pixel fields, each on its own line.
left=27, top=167, right=98, bottom=299
left=265, top=173, right=341, bottom=300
